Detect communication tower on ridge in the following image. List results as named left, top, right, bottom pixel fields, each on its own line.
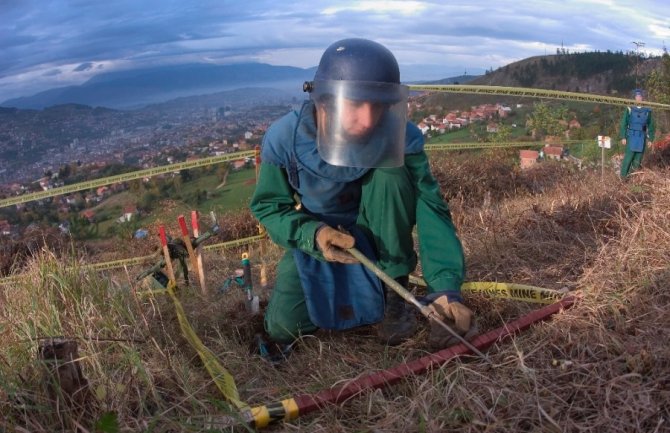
left=631, top=41, right=645, bottom=88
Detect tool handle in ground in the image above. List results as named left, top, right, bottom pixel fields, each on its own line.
left=241, top=253, right=253, bottom=298
left=191, top=210, right=208, bottom=294
left=159, top=225, right=177, bottom=282
left=242, top=253, right=260, bottom=314
left=346, top=246, right=490, bottom=363
left=178, top=214, right=204, bottom=294
left=135, top=255, right=165, bottom=281
left=190, top=212, right=220, bottom=248
left=241, top=252, right=260, bottom=314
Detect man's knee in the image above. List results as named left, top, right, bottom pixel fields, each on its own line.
left=265, top=311, right=316, bottom=343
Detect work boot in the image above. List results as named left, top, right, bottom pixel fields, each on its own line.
left=377, top=276, right=417, bottom=346
left=251, top=333, right=293, bottom=366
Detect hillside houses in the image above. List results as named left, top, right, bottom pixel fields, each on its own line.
left=417, top=103, right=512, bottom=135
left=544, top=145, right=565, bottom=160
left=519, top=142, right=582, bottom=170
left=118, top=205, right=138, bottom=223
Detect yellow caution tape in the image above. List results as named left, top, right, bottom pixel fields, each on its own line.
left=425, top=139, right=584, bottom=152
left=408, top=84, right=670, bottom=110
left=134, top=288, right=168, bottom=297
left=0, top=150, right=256, bottom=209
left=3, top=86, right=668, bottom=211
left=82, top=254, right=157, bottom=271
left=0, top=234, right=266, bottom=286
left=2, top=232, right=562, bottom=307
left=0, top=138, right=598, bottom=211
left=165, top=280, right=248, bottom=410
left=409, top=276, right=564, bottom=304
left=202, top=234, right=266, bottom=252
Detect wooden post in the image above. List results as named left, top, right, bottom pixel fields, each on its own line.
left=159, top=225, right=176, bottom=283
left=600, top=146, right=605, bottom=182
left=191, top=210, right=208, bottom=294
left=178, top=215, right=203, bottom=294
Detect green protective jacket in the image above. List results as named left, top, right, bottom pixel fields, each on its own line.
left=251, top=157, right=464, bottom=293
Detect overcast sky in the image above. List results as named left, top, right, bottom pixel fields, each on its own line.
left=1, top=0, right=669, bottom=101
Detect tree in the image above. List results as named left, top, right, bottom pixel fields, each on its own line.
left=646, top=51, right=670, bottom=130
left=139, top=191, right=159, bottom=211
left=68, top=214, right=98, bottom=240
left=129, top=179, right=142, bottom=194
left=488, top=124, right=512, bottom=143
left=526, top=102, right=568, bottom=139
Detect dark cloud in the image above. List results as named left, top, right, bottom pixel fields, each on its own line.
left=0, top=0, right=668, bottom=100
left=73, top=62, right=94, bottom=72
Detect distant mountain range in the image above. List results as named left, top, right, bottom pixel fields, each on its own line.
left=2, top=63, right=318, bottom=110
left=408, top=74, right=481, bottom=85
left=2, top=62, right=481, bottom=110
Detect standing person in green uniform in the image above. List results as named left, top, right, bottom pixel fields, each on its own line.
left=250, top=38, right=476, bottom=356
left=620, top=89, right=655, bottom=178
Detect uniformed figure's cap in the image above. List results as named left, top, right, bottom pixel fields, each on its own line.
left=633, top=88, right=644, bottom=97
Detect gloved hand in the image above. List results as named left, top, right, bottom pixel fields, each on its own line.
left=428, top=294, right=477, bottom=349
left=315, top=225, right=357, bottom=264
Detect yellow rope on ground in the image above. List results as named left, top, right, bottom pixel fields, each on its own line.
left=165, top=280, right=248, bottom=410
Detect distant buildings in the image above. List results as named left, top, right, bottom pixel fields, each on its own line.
left=414, top=102, right=513, bottom=136
left=119, top=205, right=138, bottom=223
left=519, top=143, right=581, bottom=170
left=544, top=145, right=564, bottom=160
left=520, top=150, right=540, bottom=169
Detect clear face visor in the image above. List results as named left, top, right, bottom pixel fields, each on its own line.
left=311, top=80, right=409, bottom=168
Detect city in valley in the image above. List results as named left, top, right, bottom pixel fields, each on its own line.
left=0, top=93, right=526, bottom=237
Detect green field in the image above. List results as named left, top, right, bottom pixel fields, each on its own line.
left=428, top=127, right=473, bottom=143
left=94, top=165, right=257, bottom=238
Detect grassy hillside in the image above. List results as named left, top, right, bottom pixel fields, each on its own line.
left=471, top=51, right=658, bottom=94
left=2, top=146, right=669, bottom=431
left=419, top=51, right=662, bottom=113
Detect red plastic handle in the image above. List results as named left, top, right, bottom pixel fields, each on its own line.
left=177, top=215, right=189, bottom=236
left=158, top=225, right=168, bottom=246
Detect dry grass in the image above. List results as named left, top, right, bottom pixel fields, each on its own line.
left=1, top=153, right=670, bottom=432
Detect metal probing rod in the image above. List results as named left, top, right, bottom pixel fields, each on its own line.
left=346, top=247, right=491, bottom=363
